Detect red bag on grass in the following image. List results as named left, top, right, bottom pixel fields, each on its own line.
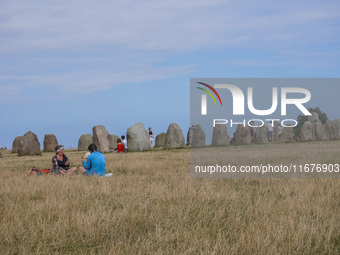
left=27, top=167, right=51, bottom=176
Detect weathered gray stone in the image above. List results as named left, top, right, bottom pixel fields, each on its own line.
left=333, top=119, right=340, bottom=137
left=313, top=121, right=327, bottom=141
left=324, top=120, right=339, bottom=140
left=108, top=134, right=119, bottom=149
left=164, top=123, right=185, bottom=150
left=212, top=124, right=229, bottom=146
left=308, top=112, right=319, bottom=123
left=18, top=131, right=41, bottom=156
left=186, top=125, right=195, bottom=146
left=235, top=125, right=251, bottom=144
left=78, top=134, right=93, bottom=151
left=93, top=125, right=110, bottom=153
left=126, top=123, right=150, bottom=152
left=279, top=124, right=294, bottom=143
left=191, top=124, right=206, bottom=148
left=12, top=136, right=22, bottom=153
left=155, top=133, right=166, bottom=147
left=44, top=134, right=58, bottom=152
left=254, top=125, right=269, bottom=144
left=301, top=121, right=314, bottom=141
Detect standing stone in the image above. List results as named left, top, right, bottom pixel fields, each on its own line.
left=164, top=123, right=185, bottom=150
left=333, top=119, right=340, bottom=137
left=235, top=125, right=251, bottom=144
left=308, top=112, right=327, bottom=141
left=324, top=120, right=339, bottom=140
left=314, top=121, right=327, bottom=141
left=12, top=136, right=22, bottom=153
left=108, top=134, right=119, bottom=149
left=186, top=125, right=195, bottom=146
left=191, top=124, right=206, bottom=148
left=155, top=133, right=166, bottom=147
left=126, top=123, right=150, bottom=152
left=78, top=134, right=93, bottom=151
left=254, top=125, right=269, bottom=144
left=301, top=121, right=314, bottom=141
left=212, top=124, right=229, bottom=146
left=279, top=124, right=294, bottom=143
left=44, top=134, right=58, bottom=152
left=18, top=131, right=41, bottom=156
left=308, top=112, right=319, bottom=123
left=0, top=150, right=3, bottom=158
left=93, top=125, right=110, bottom=153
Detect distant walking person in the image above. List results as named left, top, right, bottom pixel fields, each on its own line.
left=121, top=135, right=127, bottom=150
left=51, top=145, right=77, bottom=175
left=148, top=127, right=154, bottom=147
left=79, top=143, right=105, bottom=176
left=267, top=121, right=274, bottom=142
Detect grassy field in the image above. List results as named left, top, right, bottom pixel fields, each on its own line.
left=0, top=141, right=340, bottom=254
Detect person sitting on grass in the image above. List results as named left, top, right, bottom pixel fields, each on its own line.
left=51, top=145, right=78, bottom=175
left=116, top=138, right=124, bottom=153
left=79, top=143, right=105, bottom=176
left=110, top=138, right=125, bottom=153
left=121, top=135, right=127, bottom=150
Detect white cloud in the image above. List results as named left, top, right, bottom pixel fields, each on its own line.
left=0, top=0, right=339, bottom=101
left=0, top=0, right=338, bottom=53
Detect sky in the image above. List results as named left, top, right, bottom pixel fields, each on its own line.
left=0, top=0, right=339, bottom=149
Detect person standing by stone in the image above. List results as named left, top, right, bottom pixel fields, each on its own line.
left=148, top=127, right=154, bottom=148
left=277, top=123, right=283, bottom=138
left=249, top=120, right=255, bottom=142
left=267, top=121, right=274, bottom=142
left=51, top=145, right=78, bottom=175
left=79, top=143, right=106, bottom=176
left=121, top=135, right=127, bottom=150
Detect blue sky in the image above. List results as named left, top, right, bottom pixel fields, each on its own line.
left=0, top=0, right=339, bottom=149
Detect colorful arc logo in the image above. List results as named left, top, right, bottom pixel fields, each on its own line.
left=196, top=82, right=223, bottom=106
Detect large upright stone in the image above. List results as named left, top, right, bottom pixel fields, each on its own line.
left=212, top=124, right=229, bottom=146
left=191, top=124, right=206, bottom=148
left=186, top=125, right=195, bottom=146
left=308, top=112, right=327, bottom=141
left=44, top=134, right=58, bottom=152
left=126, top=123, right=150, bottom=152
left=301, top=121, right=314, bottom=141
left=164, top=123, right=185, bottom=150
left=308, top=112, right=319, bottom=123
left=18, top=131, right=41, bottom=156
left=254, top=125, right=269, bottom=144
left=155, top=133, right=166, bottom=147
left=314, top=121, right=327, bottom=141
left=334, top=119, right=340, bottom=137
left=78, top=134, right=93, bottom=151
left=93, top=125, right=109, bottom=153
left=0, top=150, right=3, bottom=158
left=235, top=125, right=251, bottom=144
left=324, top=120, right=339, bottom=140
left=108, top=134, right=119, bottom=149
left=12, top=136, right=22, bottom=153
left=279, top=125, right=294, bottom=143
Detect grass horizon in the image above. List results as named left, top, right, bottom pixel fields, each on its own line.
left=0, top=141, right=339, bottom=254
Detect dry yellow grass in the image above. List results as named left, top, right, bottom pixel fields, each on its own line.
left=0, top=141, right=339, bottom=254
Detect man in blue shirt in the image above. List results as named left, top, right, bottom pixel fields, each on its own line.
left=79, top=143, right=105, bottom=176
